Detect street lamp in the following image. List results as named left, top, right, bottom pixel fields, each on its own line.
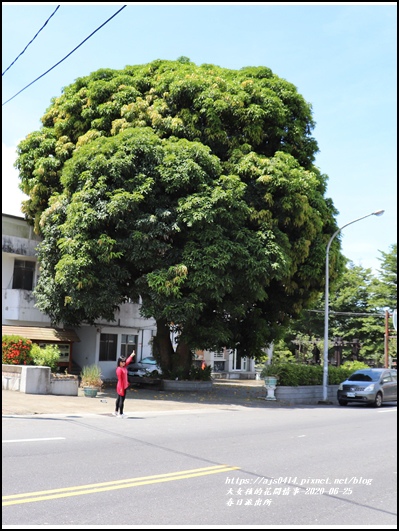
left=320, top=209, right=385, bottom=403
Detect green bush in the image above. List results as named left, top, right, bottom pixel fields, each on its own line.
left=340, top=360, right=370, bottom=371
left=30, top=343, right=61, bottom=372
left=189, top=363, right=213, bottom=381
left=2, top=335, right=33, bottom=365
left=260, top=362, right=370, bottom=386
left=162, top=363, right=213, bottom=381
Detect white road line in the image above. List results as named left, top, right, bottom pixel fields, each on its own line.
left=2, top=437, right=66, bottom=443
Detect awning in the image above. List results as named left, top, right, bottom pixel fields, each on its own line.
left=2, top=325, right=80, bottom=343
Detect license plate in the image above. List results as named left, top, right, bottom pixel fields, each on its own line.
left=347, top=392, right=356, bottom=398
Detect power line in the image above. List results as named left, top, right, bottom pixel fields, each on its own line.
left=2, top=5, right=60, bottom=77
left=2, top=5, right=127, bottom=107
left=307, top=310, right=385, bottom=317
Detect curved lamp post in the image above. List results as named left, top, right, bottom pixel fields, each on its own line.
left=321, top=209, right=385, bottom=403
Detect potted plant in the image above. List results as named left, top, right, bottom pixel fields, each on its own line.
left=80, top=364, right=103, bottom=398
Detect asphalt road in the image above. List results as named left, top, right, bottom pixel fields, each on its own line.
left=2, top=380, right=270, bottom=416
left=2, top=400, right=397, bottom=527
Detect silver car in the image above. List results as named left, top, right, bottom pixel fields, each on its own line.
left=127, top=356, right=162, bottom=380
left=337, top=368, right=397, bottom=407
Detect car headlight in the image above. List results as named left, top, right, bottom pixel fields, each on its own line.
left=364, top=384, right=375, bottom=392
left=338, top=383, right=343, bottom=390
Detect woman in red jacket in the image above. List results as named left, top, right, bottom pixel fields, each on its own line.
left=113, top=352, right=135, bottom=417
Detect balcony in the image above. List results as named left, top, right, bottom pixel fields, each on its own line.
left=2, top=289, right=51, bottom=323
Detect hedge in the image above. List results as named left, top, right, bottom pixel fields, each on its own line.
left=260, top=361, right=370, bottom=386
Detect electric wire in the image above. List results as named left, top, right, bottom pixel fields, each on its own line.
left=307, top=310, right=385, bottom=317
left=2, top=5, right=60, bottom=77
left=2, top=5, right=127, bottom=107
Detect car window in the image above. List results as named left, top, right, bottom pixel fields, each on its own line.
left=390, top=371, right=397, bottom=382
left=348, top=372, right=379, bottom=382
left=381, top=374, right=392, bottom=383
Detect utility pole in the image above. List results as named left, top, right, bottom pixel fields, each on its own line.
left=384, top=310, right=390, bottom=368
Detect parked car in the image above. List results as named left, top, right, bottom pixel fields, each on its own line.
left=337, top=368, right=397, bottom=407
left=127, top=356, right=162, bottom=381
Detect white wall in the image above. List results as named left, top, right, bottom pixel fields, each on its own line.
left=2, top=214, right=158, bottom=381
left=73, top=324, right=156, bottom=380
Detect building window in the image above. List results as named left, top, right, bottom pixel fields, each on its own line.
left=99, top=334, right=117, bottom=362
left=37, top=343, right=70, bottom=362
left=12, top=259, right=35, bottom=290
left=231, top=350, right=248, bottom=371
left=213, top=361, right=226, bottom=372
left=121, top=334, right=137, bottom=357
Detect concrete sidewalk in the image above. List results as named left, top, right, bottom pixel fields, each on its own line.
left=2, top=379, right=276, bottom=417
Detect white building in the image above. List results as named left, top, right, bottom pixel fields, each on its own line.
left=2, top=213, right=156, bottom=380
left=2, top=213, right=256, bottom=380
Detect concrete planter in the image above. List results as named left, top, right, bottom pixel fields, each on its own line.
left=50, top=376, right=79, bottom=396
left=162, top=379, right=213, bottom=392
left=1, top=365, right=51, bottom=394
left=2, top=365, right=79, bottom=396
left=2, top=364, right=23, bottom=392
left=275, top=385, right=339, bottom=405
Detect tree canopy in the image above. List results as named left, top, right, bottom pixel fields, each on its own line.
left=276, top=244, right=397, bottom=366
left=15, top=58, right=341, bottom=376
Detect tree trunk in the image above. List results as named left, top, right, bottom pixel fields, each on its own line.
left=153, top=318, right=174, bottom=372
left=175, top=340, right=192, bottom=379
left=152, top=319, right=193, bottom=378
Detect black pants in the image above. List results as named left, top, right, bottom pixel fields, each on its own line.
left=115, top=394, right=126, bottom=414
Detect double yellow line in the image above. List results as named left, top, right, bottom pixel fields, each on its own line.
left=3, top=465, right=240, bottom=506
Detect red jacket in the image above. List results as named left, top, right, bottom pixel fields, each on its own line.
left=116, top=354, right=134, bottom=396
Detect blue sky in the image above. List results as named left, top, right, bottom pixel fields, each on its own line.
left=2, top=2, right=397, bottom=273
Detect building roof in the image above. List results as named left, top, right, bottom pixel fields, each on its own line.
left=2, top=325, right=80, bottom=343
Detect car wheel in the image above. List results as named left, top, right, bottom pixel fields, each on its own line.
left=338, top=400, right=348, bottom=406
left=373, top=392, right=383, bottom=408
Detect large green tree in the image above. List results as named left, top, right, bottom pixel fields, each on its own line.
left=278, top=244, right=397, bottom=365
left=371, top=244, right=397, bottom=312
left=15, top=58, right=341, bottom=376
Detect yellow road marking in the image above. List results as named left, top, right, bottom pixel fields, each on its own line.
left=2, top=465, right=240, bottom=506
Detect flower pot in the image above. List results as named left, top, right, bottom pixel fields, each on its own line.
left=264, top=376, right=278, bottom=401
left=83, top=386, right=99, bottom=398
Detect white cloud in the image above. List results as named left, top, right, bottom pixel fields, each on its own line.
left=2, top=143, right=27, bottom=217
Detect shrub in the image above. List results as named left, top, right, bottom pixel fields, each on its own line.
left=189, top=363, right=213, bottom=381
left=30, top=343, right=61, bottom=373
left=163, top=363, right=213, bottom=381
left=2, top=335, right=33, bottom=365
left=328, top=361, right=369, bottom=384
left=340, top=360, right=370, bottom=371
left=260, top=362, right=371, bottom=386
